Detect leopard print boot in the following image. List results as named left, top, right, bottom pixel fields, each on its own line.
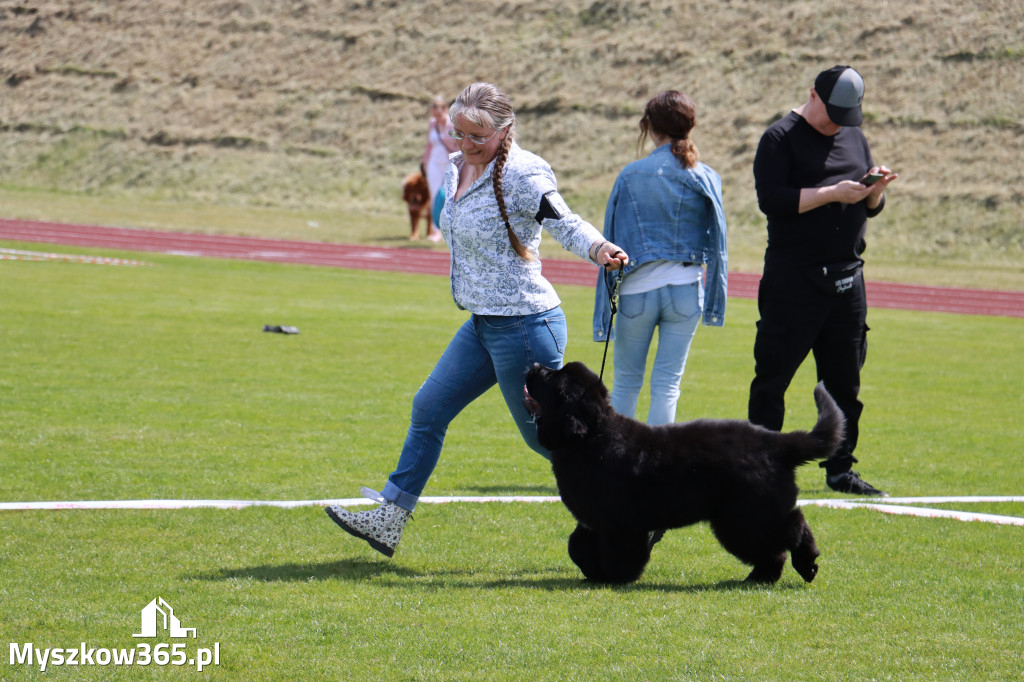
left=325, top=500, right=411, bottom=557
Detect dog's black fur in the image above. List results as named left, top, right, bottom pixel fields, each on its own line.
left=523, top=361, right=845, bottom=585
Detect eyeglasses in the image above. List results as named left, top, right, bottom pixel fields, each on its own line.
left=449, top=127, right=501, bottom=145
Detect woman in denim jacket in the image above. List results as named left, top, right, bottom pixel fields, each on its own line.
left=593, top=90, right=728, bottom=425
left=327, top=82, right=628, bottom=557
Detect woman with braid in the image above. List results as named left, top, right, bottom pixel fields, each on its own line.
left=326, top=82, right=628, bottom=557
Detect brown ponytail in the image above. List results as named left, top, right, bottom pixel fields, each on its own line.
left=637, top=90, right=700, bottom=169
left=670, top=138, right=700, bottom=168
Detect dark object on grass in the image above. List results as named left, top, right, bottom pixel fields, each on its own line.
left=263, top=325, right=300, bottom=335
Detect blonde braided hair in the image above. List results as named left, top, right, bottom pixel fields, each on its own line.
left=450, top=82, right=532, bottom=260
left=490, top=133, right=531, bottom=260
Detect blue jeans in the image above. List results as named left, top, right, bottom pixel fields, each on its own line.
left=611, top=282, right=703, bottom=425
left=381, top=308, right=568, bottom=511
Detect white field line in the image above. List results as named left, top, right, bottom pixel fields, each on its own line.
left=0, top=496, right=1022, bottom=526
left=797, top=498, right=1024, bottom=527
left=0, top=247, right=151, bottom=266
left=852, top=495, right=1024, bottom=505
left=0, top=496, right=563, bottom=511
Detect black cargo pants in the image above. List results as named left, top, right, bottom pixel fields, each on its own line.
left=747, top=270, right=869, bottom=476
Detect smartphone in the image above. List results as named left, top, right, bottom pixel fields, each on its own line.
left=861, top=172, right=885, bottom=186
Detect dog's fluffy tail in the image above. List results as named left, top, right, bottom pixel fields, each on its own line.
left=783, top=382, right=846, bottom=468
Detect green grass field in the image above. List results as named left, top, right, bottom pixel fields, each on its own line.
left=2, top=244, right=1022, bottom=680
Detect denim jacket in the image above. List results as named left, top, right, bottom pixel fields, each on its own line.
left=593, top=145, right=728, bottom=341
left=440, top=143, right=603, bottom=316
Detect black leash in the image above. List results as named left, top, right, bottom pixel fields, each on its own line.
left=598, top=265, right=624, bottom=383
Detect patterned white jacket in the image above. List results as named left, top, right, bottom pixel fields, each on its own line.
left=439, top=142, right=603, bottom=316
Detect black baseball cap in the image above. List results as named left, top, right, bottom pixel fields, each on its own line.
left=814, top=66, right=864, bottom=127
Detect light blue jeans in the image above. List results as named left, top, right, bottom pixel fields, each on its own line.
left=381, top=308, right=568, bottom=511
left=611, top=281, right=703, bottom=425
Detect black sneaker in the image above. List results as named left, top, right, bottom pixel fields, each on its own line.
left=827, top=470, right=887, bottom=496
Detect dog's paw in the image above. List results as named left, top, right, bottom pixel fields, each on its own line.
left=745, top=560, right=785, bottom=584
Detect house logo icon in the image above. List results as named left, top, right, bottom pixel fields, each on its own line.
left=132, top=597, right=197, bottom=638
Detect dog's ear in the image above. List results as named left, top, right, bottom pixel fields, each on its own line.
left=572, top=390, right=605, bottom=435
left=537, top=408, right=586, bottom=448
left=546, top=405, right=596, bottom=443
left=565, top=413, right=590, bottom=438
left=561, top=378, right=606, bottom=439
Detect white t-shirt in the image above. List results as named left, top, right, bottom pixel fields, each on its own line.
left=619, top=260, right=702, bottom=295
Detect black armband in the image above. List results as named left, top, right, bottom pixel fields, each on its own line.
left=535, top=190, right=571, bottom=224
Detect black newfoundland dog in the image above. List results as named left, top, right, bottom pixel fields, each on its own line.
left=523, top=361, right=845, bottom=585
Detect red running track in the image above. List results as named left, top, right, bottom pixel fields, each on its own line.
left=2, top=218, right=1022, bottom=318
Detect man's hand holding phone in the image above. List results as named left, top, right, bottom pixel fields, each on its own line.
left=802, top=167, right=898, bottom=212
left=859, top=166, right=897, bottom=210
left=860, top=166, right=897, bottom=188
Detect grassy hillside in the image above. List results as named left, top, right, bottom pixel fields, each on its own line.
left=1, top=0, right=1022, bottom=285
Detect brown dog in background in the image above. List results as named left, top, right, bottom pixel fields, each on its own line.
left=402, top=168, right=430, bottom=240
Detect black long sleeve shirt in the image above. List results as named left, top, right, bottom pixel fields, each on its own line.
left=753, top=111, right=884, bottom=273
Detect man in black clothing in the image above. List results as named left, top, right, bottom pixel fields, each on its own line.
left=748, top=65, right=898, bottom=496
